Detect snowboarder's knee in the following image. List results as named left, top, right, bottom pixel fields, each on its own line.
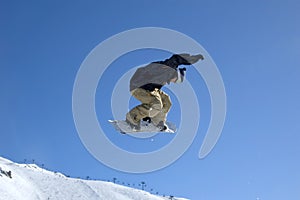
left=151, top=101, right=163, bottom=110
left=164, top=98, right=172, bottom=109
left=149, top=102, right=163, bottom=117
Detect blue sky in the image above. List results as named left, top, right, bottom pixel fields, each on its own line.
left=1, top=0, right=300, bottom=199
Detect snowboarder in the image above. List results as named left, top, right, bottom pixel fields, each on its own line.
left=126, top=53, right=204, bottom=131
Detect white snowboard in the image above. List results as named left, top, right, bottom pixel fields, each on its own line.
left=108, top=120, right=176, bottom=134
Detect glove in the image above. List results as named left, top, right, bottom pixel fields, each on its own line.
left=175, top=67, right=186, bottom=83
left=179, top=67, right=186, bottom=76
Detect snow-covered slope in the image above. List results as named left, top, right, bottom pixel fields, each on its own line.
left=0, top=157, right=188, bottom=200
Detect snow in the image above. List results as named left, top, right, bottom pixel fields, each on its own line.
left=0, top=157, right=188, bottom=200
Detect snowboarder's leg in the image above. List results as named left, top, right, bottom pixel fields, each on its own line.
left=126, top=88, right=163, bottom=128
left=151, top=90, right=172, bottom=128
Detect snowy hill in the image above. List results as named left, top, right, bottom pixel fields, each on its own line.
left=0, top=157, right=188, bottom=200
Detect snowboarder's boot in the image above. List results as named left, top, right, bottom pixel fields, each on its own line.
left=126, top=113, right=141, bottom=130
left=156, top=121, right=168, bottom=131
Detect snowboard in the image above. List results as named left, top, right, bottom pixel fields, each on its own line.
left=108, top=120, right=176, bottom=134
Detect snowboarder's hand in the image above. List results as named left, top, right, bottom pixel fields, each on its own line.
left=179, top=68, right=186, bottom=76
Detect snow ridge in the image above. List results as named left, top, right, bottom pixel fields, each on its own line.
left=0, top=157, right=188, bottom=200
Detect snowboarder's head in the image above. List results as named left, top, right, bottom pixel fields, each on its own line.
left=175, top=53, right=204, bottom=65
left=166, top=53, right=204, bottom=69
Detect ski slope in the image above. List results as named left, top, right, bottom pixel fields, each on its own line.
left=0, top=157, right=188, bottom=200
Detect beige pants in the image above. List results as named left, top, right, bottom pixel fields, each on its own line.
left=126, top=88, right=172, bottom=126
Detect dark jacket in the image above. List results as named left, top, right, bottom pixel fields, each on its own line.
left=130, top=63, right=178, bottom=91
left=129, top=54, right=203, bottom=91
